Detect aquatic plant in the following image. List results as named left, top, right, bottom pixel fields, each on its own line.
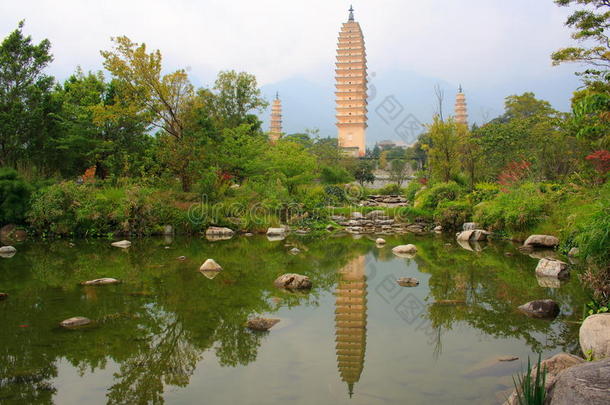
left=511, top=354, right=547, bottom=405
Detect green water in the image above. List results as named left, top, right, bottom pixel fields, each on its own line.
left=0, top=234, right=587, bottom=404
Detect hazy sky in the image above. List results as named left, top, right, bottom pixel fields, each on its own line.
left=1, top=0, right=587, bottom=134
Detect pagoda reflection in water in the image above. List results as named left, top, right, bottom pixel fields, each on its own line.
left=334, top=255, right=367, bottom=398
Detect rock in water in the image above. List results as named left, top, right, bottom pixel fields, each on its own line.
left=60, top=317, right=92, bottom=329
left=199, top=259, right=222, bottom=273
left=246, top=317, right=280, bottom=331
left=376, top=238, right=386, bottom=245
left=523, top=234, right=559, bottom=248
left=177, top=256, right=186, bottom=261
left=397, top=277, right=419, bottom=287
left=111, top=240, right=131, bottom=248
left=0, top=293, right=8, bottom=300
left=546, top=358, right=610, bottom=405
left=80, top=278, right=120, bottom=286
left=580, top=313, right=610, bottom=360
left=518, top=299, right=560, bottom=319
left=273, top=274, right=312, bottom=290
left=535, top=258, right=570, bottom=280
left=289, top=247, right=301, bottom=255
left=434, top=225, right=443, bottom=233
left=392, top=244, right=417, bottom=255
left=0, top=245, right=16, bottom=253
left=266, top=227, right=287, bottom=236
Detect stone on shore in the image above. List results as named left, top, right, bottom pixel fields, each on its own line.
left=535, top=258, right=569, bottom=280
left=546, top=358, right=610, bottom=405
left=205, top=227, right=234, bottom=241
left=365, top=210, right=386, bottom=219
left=523, top=234, right=559, bottom=248
left=580, top=313, right=610, bottom=360
left=518, top=299, right=560, bottom=319
left=111, top=240, right=131, bottom=248
left=351, top=212, right=364, bottom=219
left=246, top=317, right=280, bottom=331
left=568, top=247, right=580, bottom=257
left=80, top=278, right=120, bottom=286
left=397, top=277, right=419, bottom=287
left=273, top=274, right=312, bottom=290
left=60, top=317, right=92, bottom=329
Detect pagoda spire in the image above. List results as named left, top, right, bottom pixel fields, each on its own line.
left=454, top=85, right=468, bottom=126
left=269, top=93, right=283, bottom=143
left=348, top=5, right=354, bottom=21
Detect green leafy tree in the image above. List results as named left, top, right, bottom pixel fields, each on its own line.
left=353, top=160, right=375, bottom=186
left=0, top=167, right=32, bottom=225
left=211, top=70, right=268, bottom=128
left=425, top=117, right=464, bottom=183
left=553, top=0, right=610, bottom=84
left=0, top=21, right=56, bottom=170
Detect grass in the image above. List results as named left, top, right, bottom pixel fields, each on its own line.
left=511, top=354, right=547, bottom=405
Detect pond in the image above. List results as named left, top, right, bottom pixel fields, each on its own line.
left=0, top=233, right=587, bottom=404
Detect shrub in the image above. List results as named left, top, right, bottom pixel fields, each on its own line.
left=404, top=181, right=423, bottom=203
left=468, top=182, right=501, bottom=204
left=377, top=183, right=403, bottom=195
left=320, top=165, right=353, bottom=185
left=396, top=206, right=434, bottom=223
left=0, top=168, right=32, bottom=225
left=414, top=181, right=464, bottom=210
left=473, top=183, right=548, bottom=233
left=435, top=201, right=472, bottom=230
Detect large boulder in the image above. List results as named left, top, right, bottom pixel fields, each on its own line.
left=60, top=317, right=92, bottom=329
left=273, top=273, right=312, bottom=290
left=246, top=317, right=280, bottom=331
left=205, top=226, right=234, bottom=236
left=392, top=244, right=417, bottom=255
left=580, top=313, right=610, bottom=360
left=523, top=234, right=560, bottom=248
left=111, top=240, right=131, bottom=248
left=503, top=353, right=585, bottom=405
left=518, top=299, right=560, bottom=319
left=80, top=278, right=120, bottom=286
left=0, top=225, right=26, bottom=244
left=535, top=258, right=570, bottom=280
left=546, top=358, right=610, bottom=405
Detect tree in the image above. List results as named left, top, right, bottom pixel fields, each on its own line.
left=100, top=36, right=196, bottom=190
left=504, top=92, right=554, bottom=120
left=211, top=70, right=268, bottom=128
left=0, top=21, right=55, bottom=169
left=425, top=117, right=464, bottom=182
left=389, top=155, right=410, bottom=187
left=255, top=139, right=317, bottom=192
left=553, top=0, right=610, bottom=84
left=353, top=160, right=375, bottom=186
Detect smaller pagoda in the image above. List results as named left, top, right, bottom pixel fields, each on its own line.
left=269, top=92, right=283, bottom=142
left=454, top=85, right=468, bottom=126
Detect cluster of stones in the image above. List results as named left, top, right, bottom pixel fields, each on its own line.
left=332, top=211, right=427, bottom=235
left=359, top=195, right=408, bottom=207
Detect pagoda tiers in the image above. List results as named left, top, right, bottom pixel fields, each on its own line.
left=269, top=92, right=283, bottom=142
left=335, top=6, right=368, bottom=157
left=334, top=255, right=367, bottom=398
left=454, top=85, right=468, bottom=126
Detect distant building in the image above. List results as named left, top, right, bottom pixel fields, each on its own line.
left=336, top=6, right=368, bottom=157
left=376, top=140, right=413, bottom=150
left=269, top=92, right=283, bottom=142
left=455, top=85, right=468, bottom=126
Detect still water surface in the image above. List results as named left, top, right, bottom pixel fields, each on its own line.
left=0, top=234, right=586, bottom=404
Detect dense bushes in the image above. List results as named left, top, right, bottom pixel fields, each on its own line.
left=434, top=201, right=472, bottom=231
left=0, top=168, right=32, bottom=225
left=414, top=181, right=464, bottom=210
left=473, top=183, right=548, bottom=233
left=27, top=182, right=202, bottom=237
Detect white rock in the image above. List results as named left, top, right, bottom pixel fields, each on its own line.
left=0, top=245, right=16, bottom=253
left=111, top=240, right=131, bottom=248
left=80, top=278, right=120, bottom=286
left=392, top=244, right=417, bottom=255
left=376, top=238, right=386, bottom=245
left=266, top=227, right=286, bottom=236
left=523, top=234, right=559, bottom=248
left=580, top=313, right=610, bottom=360
left=60, top=317, right=91, bottom=328
left=199, top=259, right=222, bottom=272
left=535, top=258, right=569, bottom=279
